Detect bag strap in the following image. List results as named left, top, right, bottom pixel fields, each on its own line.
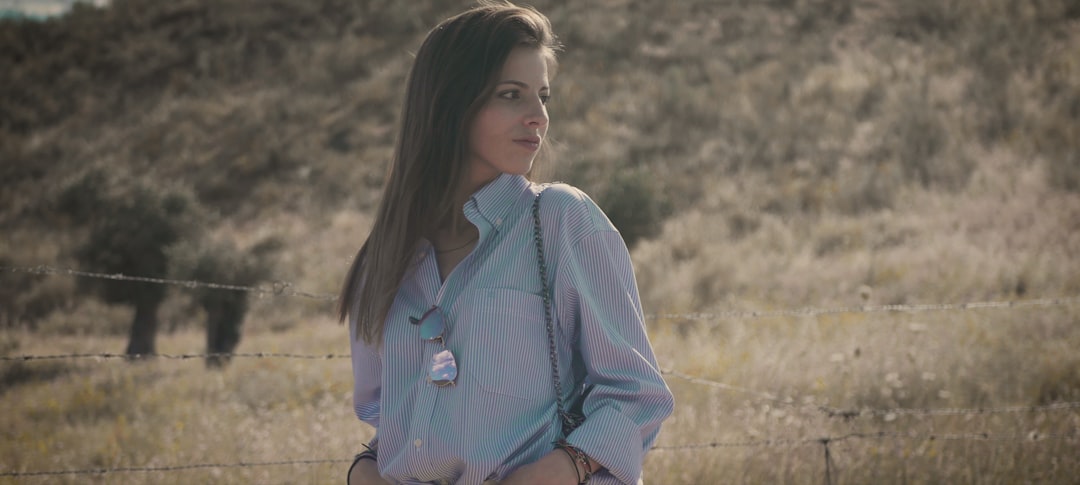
left=533, top=188, right=583, bottom=434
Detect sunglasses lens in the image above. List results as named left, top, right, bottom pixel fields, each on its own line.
left=419, top=308, right=446, bottom=342
left=429, top=349, right=457, bottom=386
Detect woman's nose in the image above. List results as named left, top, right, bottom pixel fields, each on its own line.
left=525, top=99, right=548, bottom=128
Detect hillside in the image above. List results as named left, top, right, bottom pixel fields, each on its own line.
left=2, top=0, right=1079, bottom=328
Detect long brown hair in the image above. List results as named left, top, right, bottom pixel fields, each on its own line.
left=339, top=2, right=560, bottom=344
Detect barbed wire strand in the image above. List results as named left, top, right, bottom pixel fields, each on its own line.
left=649, top=296, right=1080, bottom=321
left=661, top=368, right=791, bottom=403
left=0, top=458, right=351, bottom=478
left=0, top=265, right=337, bottom=301
left=820, top=401, right=1080, bottom=418
left=0, top=352, right=348, bottom=362
left=5, top=430, right=1075, bottom=477
left=649, top=429, right=1080, bottom=451
left=4, top=264, right=1077, bottom=319
left=3, top=353, right=1079, bottom=420
left=661, top=368, right=1080, bottom=418
left=3, top=351, right=1075, bottom=423
left=4, top=349, right=1080, bottom=420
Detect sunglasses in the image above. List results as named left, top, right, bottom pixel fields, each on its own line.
left=410, top=306, right=458, bottom=387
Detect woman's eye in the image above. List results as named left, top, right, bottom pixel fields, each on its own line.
left=496, top=90, right=550, bottom=105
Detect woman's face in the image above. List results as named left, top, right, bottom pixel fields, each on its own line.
left=465, top=46, right=551, bottom=192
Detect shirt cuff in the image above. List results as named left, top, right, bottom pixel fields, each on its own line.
left=565, top=406, right=644, bottom=485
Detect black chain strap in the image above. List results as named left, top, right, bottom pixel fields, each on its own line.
left=533, top=188, right=584, bottom=436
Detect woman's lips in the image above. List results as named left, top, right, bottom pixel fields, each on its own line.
left=514, top=136, right=541, bottom=151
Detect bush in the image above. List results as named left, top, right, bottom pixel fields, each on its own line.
left=73, top=185, right=197, bottom=355
left=168, top=237, right=279, bottom=367
left=1036, top=48, right=1080, bottom=193
left=886, top=0, right=966, bottom=40
left=595, top=170, right=671, bottom=249
left=870, top=85, right=972, bottom=191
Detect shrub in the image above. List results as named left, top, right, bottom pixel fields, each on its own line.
left=1036, top=48, right=1080, bottom=193
left=168, top=237, right=279, bottom=367
left=595, top=169, right=671, bottom=249
left=886, top=0, right=966, bottom=40
left=869, top=85, right=972, bottom=191
left=73, top=185, right=195, bottom=356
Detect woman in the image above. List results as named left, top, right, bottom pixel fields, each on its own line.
left=340, top=3, right=673, bottom=484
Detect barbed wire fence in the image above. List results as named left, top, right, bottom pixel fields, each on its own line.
left=2, top=264, right=1079, bottom=482
left=4, top=428, right=1078, bottom=478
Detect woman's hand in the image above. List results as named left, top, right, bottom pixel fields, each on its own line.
left=348, top=458, right=393, bottom=485
left=500, top=449, right=581, bottom=485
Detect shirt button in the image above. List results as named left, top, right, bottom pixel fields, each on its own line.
left=495, top=217, right=502, bottom=226
left=413, top=439, right=423, bottom=448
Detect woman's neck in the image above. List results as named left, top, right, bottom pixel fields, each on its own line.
left=432, top=170, right=499, bottom=247
left=457, top=171, right=500, bottom=208
left=438, top=212, right=474, bottom=238
left=432, top=204, right=474, bottom=238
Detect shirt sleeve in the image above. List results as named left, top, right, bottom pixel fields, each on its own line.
left=560, top=228, right=675, bottom=485
left=349, top=313, right=382, bottom=430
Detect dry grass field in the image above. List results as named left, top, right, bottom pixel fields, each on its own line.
left=3, top=0, right=1080, bottom=483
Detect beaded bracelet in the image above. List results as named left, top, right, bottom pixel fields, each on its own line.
left=557, top=446, right=582, bottom=484
left=554, top=440, right=593, bottom=484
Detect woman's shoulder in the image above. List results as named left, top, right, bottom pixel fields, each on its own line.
left=534, top=181, right=616, bottom=234
left=535, top=181, right=588, bottom=204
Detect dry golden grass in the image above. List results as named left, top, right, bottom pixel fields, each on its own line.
left=2, top=300, right=1078, bottom=483
left=1, top=323, right=361, bottom=484
left=646, top=302, right=1080, bottom=484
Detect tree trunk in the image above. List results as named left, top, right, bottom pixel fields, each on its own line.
left=124, top=299, right=159, bottom=357
left=205, top=295, right=245, bottom=368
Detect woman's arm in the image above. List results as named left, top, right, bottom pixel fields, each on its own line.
left=348, top=457, right=393, bottom=485
left=348, top=316, right=384, bottom=481
left=558, top=227, right=675, bottom=484
left=500, top=449, right=583, bottom=485
left=350, top=316, right=382, bottom=428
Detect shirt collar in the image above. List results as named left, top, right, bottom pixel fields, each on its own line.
left=466, top=173, right=532, bottom=231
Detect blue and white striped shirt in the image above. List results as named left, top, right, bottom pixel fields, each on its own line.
left=350, top=174, right=674, bottom=485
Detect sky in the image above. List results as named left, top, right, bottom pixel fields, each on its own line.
left=0, top=0, right=108, bottom=19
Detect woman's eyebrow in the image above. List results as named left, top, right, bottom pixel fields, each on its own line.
left=497, top=80, right=550, bottom=91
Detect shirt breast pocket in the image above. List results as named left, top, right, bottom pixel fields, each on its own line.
left=458, top=288, right=555, bottom=402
